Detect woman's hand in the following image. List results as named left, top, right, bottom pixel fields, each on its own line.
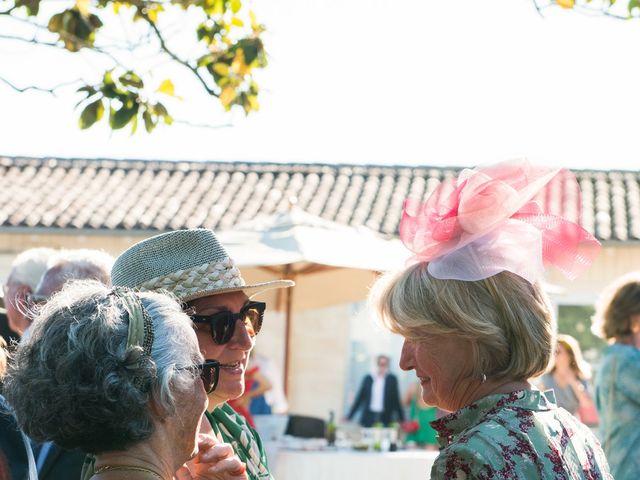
left=176, top=434, right=248, bottom=480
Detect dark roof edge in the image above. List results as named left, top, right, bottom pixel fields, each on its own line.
left=0, top=226, right=157, bottom=237
left=2, top=155, right=637, bottom=174
left=0, top=227, right=639, bottom=247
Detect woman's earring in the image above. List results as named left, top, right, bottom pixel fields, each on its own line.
left=481, top=373, right=487, bottom=384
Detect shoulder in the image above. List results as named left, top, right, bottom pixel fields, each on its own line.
left=601, top=345, right=640, bottom=376
left=432, top=440, right=503, bottom=479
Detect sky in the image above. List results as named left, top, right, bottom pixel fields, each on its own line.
left=1, top=0, right=640, bottom=170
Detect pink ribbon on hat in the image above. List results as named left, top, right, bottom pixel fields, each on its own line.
left=400, top=159, right=601, bottom=283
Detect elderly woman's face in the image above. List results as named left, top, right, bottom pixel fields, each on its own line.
left=172, top=365, right=209, bottom=461
left=399, top=334, right=475, bottom=412
left=187, top=291, right=254, bottom=406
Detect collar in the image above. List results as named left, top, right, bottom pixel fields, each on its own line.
left=431, top=389, right=557, bottom=447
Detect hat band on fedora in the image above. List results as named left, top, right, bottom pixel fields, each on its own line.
left=138, top=258, right=245, bottom=299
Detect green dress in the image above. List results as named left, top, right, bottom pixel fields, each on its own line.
left=206, top=403, right=273, bottom=480
left=430, top=389, right=612, bottom=479
left=405, top=393, right=438, bottom=445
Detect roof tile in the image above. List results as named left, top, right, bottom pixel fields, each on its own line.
left=0, top=157, right=637, bottom=242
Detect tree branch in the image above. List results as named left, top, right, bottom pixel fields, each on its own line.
left=0, top=76, right=82, bottom=95
left=0, top=6, right=16, bottom=15
left=0, top=32, right=127, bottom=69
left=0, top=33, right=60, bottom=48
left=173, top=118, right=232, bottom=129
left=532, top=0, right=548, bottom=18
left=137, top=8, right=218, bottom=97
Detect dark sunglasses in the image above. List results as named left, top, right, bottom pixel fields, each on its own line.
left=197, top=359, right=221, bottom=394
left=190, top=301, right=266, bottom=345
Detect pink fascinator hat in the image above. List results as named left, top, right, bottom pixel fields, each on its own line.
left=400, top=159, right=601, bottom=284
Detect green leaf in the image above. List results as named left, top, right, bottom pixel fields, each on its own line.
left=130, top=113, right=138, bottom=134
left=629, top=0, right=640, bottom=13
left=197, top=54, right=215, bottom=68
left=47, top=12, right=63, bottom=34
left=143, top=109, right=155, bottom=133
left=154, top=102, right=169, bottom=117
left=15, top=0, right=41, bottom=16
left=119, top=71, right=144, bottom=89
left=237, top=38, right=262, bottom=65
left=78, top=99, right=104, bottom=129
left=230, top=0, right=241, bottom=13
left=77, top=85, right=97, bottom=96
left=212, top=62, right=230, bottom=76
left=109, top=102, right=139, bottom=130
left=231, top=17, right=244, bottom=27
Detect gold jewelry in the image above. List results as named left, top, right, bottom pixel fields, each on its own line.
left=94, top=465, right=163, bottom=479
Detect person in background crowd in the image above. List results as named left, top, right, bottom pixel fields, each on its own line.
left=592, top=272, right=640, bottom=480
left=537, top=334, right=597, bottom=425
left=32, top=249, right=114, bottom=301
left=4, top=282, right=244, bottom=480
left=402, top=381, right=438, bottom=449
left=372, top=160, right=610, bottom=478
left=0, top=306, right=20, bottom=347
left=250, top=351, right=288, bottom=415
left=111, top=229, right=294, bottom=480
left=0, top=337, right=37, bottom=480
left=347, top=354, right=405, bottom=427
left=229, top=352, right=272, bottom=427
left=3, top=247, right=55, bottom=336
left=28, top=248, right=115, bottom=480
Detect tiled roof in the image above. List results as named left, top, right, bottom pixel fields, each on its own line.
left=0, top=156, right=639, bottom=242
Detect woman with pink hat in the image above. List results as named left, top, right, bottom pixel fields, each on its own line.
left=371, top=160, right=611, bottom=478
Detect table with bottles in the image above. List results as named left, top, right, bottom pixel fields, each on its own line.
left=272, top=448, right=439, bottom=480
left=254, top=415, right=439, bottom=479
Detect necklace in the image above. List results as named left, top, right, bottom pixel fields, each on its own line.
left=94, top=464, right=164, bottom=479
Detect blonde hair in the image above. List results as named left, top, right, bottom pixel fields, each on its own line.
left=549, top=334, right=591, bottom=380
left=592, top=272, right=640, bottom=340
left=371, top=263, right=555, bottom=382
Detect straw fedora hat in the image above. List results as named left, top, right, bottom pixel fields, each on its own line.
left=111, top=229, right=294, bottom=302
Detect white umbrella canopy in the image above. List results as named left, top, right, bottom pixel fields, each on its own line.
left=218, top=207, right=408, bottom=272
left=217, top=207, right=410, bottom=392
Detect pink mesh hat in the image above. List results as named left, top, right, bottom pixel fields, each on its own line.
left=400, top=159, right=601, bottom=283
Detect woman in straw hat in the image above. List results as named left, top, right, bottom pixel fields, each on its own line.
left=111, top=229, right=293, bottom=480
left=371, top=160, right=611, bottom=479
left=3, top=281, right=244, bottom=480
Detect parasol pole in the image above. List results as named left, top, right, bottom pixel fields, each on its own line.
left=283, top=264, right=293, bottom=396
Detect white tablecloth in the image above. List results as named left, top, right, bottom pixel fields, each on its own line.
left=273, top=449, right=439, bottom=480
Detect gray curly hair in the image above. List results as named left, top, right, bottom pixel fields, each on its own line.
left=4, top=281, right=202, bottom=454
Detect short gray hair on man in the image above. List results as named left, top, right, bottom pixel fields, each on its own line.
left=35, top=249, right=115, bottom=293
left=371, top=263, right=555, bottom=383
left=5, top=248, right=56, bottom=288
left=4, top=281, right=202, bottom=454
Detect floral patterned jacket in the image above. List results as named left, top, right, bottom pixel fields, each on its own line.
left=430, top=389, right=612, bottom=479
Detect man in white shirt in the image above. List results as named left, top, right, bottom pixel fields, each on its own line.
left=347, top=355, right=405, bottom=427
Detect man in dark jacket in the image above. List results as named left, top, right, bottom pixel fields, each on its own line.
left=347, top=354, right=405, bottom=427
